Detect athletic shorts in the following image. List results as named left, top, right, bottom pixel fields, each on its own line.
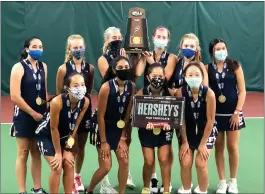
left=215, top=111, right=246, bottom=132
left=138, top=128, right=173, bottom=148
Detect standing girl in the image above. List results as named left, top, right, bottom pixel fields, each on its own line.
left=173, top=33, right=208, bottom=193
left=136, top=26, right=177, bottom=193
left=206, top=38, right=246, bottom=194
left=137, top=63, right=174, bottom=194
left=84, top=56, right=136, bottom=194
left=10, top=37, right=48, bottom=194
left=176, top=62, right=218, bottom=194
left=96, top=26, right=136, bottom=193
left=56, top=34, right=94, bottom=193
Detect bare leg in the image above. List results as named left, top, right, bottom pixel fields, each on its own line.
left=30, top=139, right=42, bottom=190
left=44, top=156, right=62, bottom=193
left=215, top=132, right=226, bottom=180
left=16, top=138, right=31, bottom=193
left=62, top=159, right=75, bottom=193
left=157, top=145, right=171, bottom=193
left=180, top=148, right=194, bottom=190
left=195, top=149, right=212, bottom=192
left=115, top=149, right=129, bottom=193
left=142, top=147, right=155, bottom=188
left=227, top=130, right=240, bottom=178
left=75, top=132, right=88, bottom=174
left=86, top=148, right=112, bottom=192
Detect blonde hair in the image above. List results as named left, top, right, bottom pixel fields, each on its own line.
left=102, top=27, right=122, bottom=53
left=177, top=33, right=202, bottom=62
left=64, top=34, right=86, bottom=63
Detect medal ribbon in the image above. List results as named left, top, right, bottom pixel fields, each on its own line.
left=114, top=79, right=129, bottom=120
left=152, top=50, right=166, bottom=65
left=212, top=62, right=228, bottom=96
left=70, top=60, right=85, bottom=72
left=24, top=59, right=41, bottom=97
left=147, top=86, right=163, bottom=96
left=187, top=85, right=203, bottom=134
left=65, top=94, right=82, bottom=135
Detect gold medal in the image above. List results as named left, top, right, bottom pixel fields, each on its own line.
left=117, top=120, right=125, bottom=129
left=36, top=96, right=42, bottom=105
left=132, top=36, right=141, bottom=44
left=67, top=137, right=75, bottom=148
left=153, top=128, right=161, bottom=135
left=218, top=94, right=226, bottom=103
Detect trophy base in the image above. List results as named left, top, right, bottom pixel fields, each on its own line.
left=126, top=48, right=149, bottom=54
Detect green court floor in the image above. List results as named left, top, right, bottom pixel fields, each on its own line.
left=1, top=118, right=264, bottom=193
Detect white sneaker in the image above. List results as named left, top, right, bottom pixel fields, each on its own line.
left=227, top=178, right=238, bottom=194
left=72, top=183, right=79, bottom=194
left=160, top=182, right=172, bottom=193
left=126, top=174, right=136, bottom=189
left=178, top=188, right=192, bottom=194
left=216, top=180, right=228, bottom=194
left=149, top=178, right=159, bottom=193
left=194, top=185, right=209, bottom=194
left=100, top=184, right=118, bottom=194
left=74, top=175, right=85, bottom=191
left=177, top=183, right=193, bottom=193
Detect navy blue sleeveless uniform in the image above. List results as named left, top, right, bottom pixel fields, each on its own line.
left=143, top=51, right=170, bottom=87
left=171, top=57, right=187, bottom=139
left=103, top=52, right=115, bottom=69
left=10, top=60, right=47, bottom=138
left=96, top=79, right=133, bottom=150
left=64, top=60, right=92, bottom=133
left=181, top=86, right=218, bottom=150
left=172, top=57, right=187, bottom=89
left=138, top=87, right=174, bottom=148
left=208, top=63, right=246, bottom=131
left=35, top=94, right=85, bottom=156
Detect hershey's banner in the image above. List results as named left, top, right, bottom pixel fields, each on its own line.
left=132, top=95, right=185, bottom=128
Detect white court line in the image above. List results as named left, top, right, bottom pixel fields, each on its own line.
left=0, top=117, right=264, bottom=125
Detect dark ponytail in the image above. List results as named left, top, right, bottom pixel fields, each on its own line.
left=100, top=55, right=131, bottom=86
left=20, top=36, right=40, bottom=61
left=209, top=38, right=240, bottom=72
left=147, top=63, right=170, bottom=95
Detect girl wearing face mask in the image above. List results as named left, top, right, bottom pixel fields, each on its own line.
left=175, top=62, right=217, bottom=194
left=137, top=26, right=177, bottom=87
left=173, top=33, right=209, bottom=193
left=10, top=37, right=48, bottom=194
left=135, top=26, right=177, bottom=193
left=137, top=63, right=174, bottom=194
left=56, top=34, right=94, bottom=194
left=96, top=27, right=136, bottom=192
left=206, top=38, right=246, bottom=194
left=98, top=27, right=127, bottom=78
left=173, top=33, right=208, bottom=90
left=35, top=73, right=89, bottom=194
left=84, top=56, right=136, bottom=194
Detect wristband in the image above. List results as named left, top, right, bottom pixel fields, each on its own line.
left=64, top=147, right=72, bottom=152
left=234, top=111, right=239, bottom=115
left=101, top=141, right=107, bottom=144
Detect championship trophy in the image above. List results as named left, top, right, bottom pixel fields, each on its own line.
left=124, top=7, right=150, bottom=54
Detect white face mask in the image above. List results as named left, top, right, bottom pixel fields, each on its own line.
left=185, top=77, right=202, bottom=89
left=70, top=86, right=86, bottom=100
left=153, top=39, right=168, bottom=49
left=214, top=50, right=228, bottom=61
